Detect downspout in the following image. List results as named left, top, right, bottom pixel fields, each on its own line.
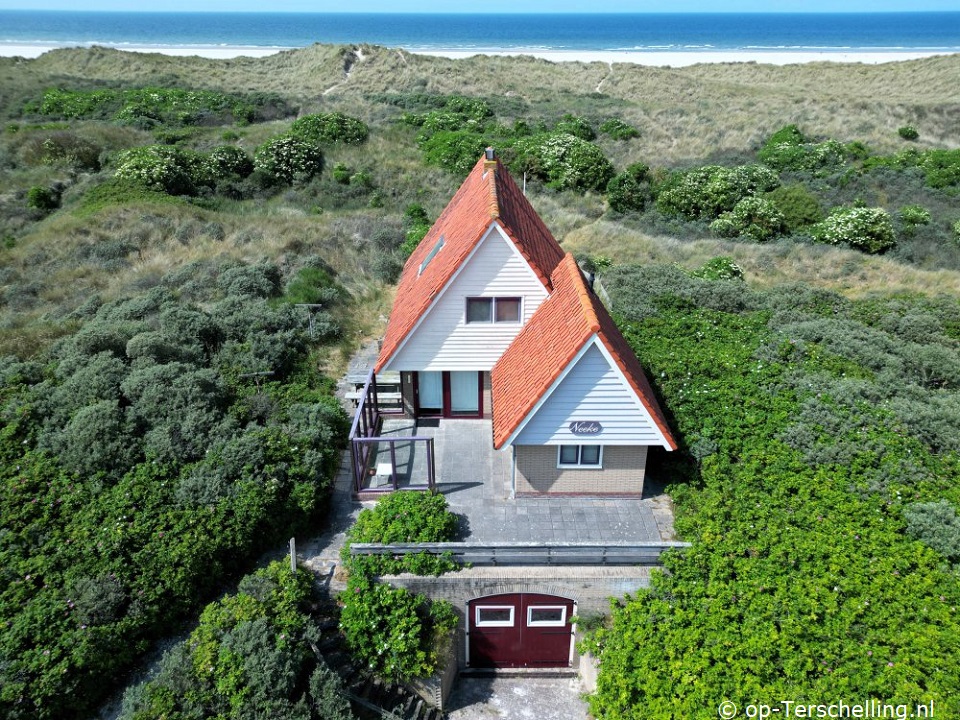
left=510, top=445, right=516, bottom=499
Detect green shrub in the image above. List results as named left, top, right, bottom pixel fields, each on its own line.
left=290, top=111, right=369, bottom=145
left=599, top=117, right=640, bottom=140
left=419, top=129, right=487, bottom=176
left=758, top=124, right=845, bottom=173
left=332, top=162, right=351, bottom=184
left=26, top=185, right=60, bottom=212
left=898, top=125, right=920, bottom=141
left=19, top=131, right=102, bottom=171
left=206, top=145, right=253, bottom=179
left=253, top=135, right=324, bottom=185
left=514, top=132, right=614, bottom=192
left=764, top=183, right=825, bottom=232
left=606, top=162, right=650, bottom=214
left=342, top=490, right=459, bottom=577
left=339, top=576, right=457, bottom=682
left=554, top=113, right=596, bottom=141
left=114, top=144, right=206, bottom=195
left=898, top=204, right=932, bottom=230
left=810, top=206, right=897, bottom=253
left=656, top=164, right=780, bottom=221
left=904, top=500, right=960, bottom=569
left=710, top=196, right=787, bottom=241
left=690, top=256, right=745, bottom=281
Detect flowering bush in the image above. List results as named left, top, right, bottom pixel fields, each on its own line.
left=656, top=164, right=780, bottom=221
left=515, top=132, right=614, bottom=192
left=253, top=135, right=325, bottom=185
left=810, top=206, right=896, bottom=253
left=114, top=145, right=206, bottom=195
left=690, top=256, right=745, bottom=281
left=710, top=196, right=787, bottom=241
left=205, top=145, right=253, bottom=179
left=290, top=111, right=369, bottom=145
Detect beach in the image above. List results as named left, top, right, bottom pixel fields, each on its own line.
left=0, top=42, right=952, bottom=66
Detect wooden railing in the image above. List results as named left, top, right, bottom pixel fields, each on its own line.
left=348, top=541, right=690, bottom=567
left=348, top=369, right=435, bottom=494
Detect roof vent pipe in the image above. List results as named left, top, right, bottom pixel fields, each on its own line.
left=485, top=147, right=496, bottom=160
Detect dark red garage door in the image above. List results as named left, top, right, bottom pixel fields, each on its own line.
left=467, top=593, right=575, bottom=668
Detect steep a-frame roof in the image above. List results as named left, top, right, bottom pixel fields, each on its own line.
left=491, top=253, right=677, bottom=451
left=375, top=153, right=564, bottom=373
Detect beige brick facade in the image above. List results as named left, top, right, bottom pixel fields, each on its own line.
left=515, top=445, right=647, bottom=495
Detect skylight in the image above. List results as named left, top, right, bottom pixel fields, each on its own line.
left=418, top=235, right=444, bottom=275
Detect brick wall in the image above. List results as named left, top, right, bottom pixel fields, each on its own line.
left=515, top=445, right=647, bottom=494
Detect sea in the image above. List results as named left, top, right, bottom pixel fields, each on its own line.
left=1, top=10, right=960, bottom=57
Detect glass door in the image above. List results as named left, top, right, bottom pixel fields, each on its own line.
left=449, top=371, right=480, bottom=416
left=417, top=371, right=442, bottom=415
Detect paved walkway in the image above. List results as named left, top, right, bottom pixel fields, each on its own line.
left=445, top=676, right=590, bottom=720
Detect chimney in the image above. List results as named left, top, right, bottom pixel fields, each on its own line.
left=483, top=146, right=497, bottom=173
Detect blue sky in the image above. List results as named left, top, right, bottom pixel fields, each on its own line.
left=1, top=1, right=958, bottom=11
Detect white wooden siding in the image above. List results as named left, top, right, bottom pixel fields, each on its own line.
left=513, top=340, right=665, bottom=446
left=383, top=224, right=548, bottom=372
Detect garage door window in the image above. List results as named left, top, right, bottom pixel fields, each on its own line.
left=476, top=606, right=514, bottom=627
left=527, top=606, right=567, bottom=626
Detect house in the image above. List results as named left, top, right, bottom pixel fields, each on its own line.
left=374, top=149, right=676, bottom=496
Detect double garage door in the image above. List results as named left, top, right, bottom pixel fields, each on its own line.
left=466, top=593, right=576, bottom=668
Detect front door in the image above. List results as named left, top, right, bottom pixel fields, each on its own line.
left=467, top=593, right=575, bottom=668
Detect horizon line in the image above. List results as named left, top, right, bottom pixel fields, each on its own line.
left=2, top=7, right=960, bottom=14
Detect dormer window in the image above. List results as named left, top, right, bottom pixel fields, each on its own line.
left=418, top=235, right=444, bottom=275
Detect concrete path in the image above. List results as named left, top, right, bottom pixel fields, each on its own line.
left=445, top=676, right=591, bottom=720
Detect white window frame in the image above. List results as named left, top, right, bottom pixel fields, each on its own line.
left=475, top=605, right=515, bottom=627
left=465, top=296, right=522, bottom=324
left=557, top=444, right=603, bottom=469
left=526, top=605, right=568, bottom=627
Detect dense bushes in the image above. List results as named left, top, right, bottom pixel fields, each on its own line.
left=758, top=123, right=845, bottom=174
left=583, top=266, right=960, bottom=718
left=810, top=206, right=897, bottom=253
left=290, top=111, right=369, bottom=145
left=253, top=135, right=325, bottom=185
left=656, top=164, right=780, bottom=221
left=120, top=562, right=355, bottom=720
left=27, top=86, right=295, bottom=127
left=338, top=492, right=460, bottom=680
left=0, top=260, right=349, bottom=719
left=514, top=132, right=614, bottom=192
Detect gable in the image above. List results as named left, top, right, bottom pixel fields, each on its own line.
left=382, top=224, right=550, bottom=372
left=375, top=154, right=563, bottom=373
left=512, top=339, right=672, bottom=446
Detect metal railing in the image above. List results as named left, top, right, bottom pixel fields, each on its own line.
left=349, top=541, right=690, bottom=567
left=348, top=369, right=436, bottom=494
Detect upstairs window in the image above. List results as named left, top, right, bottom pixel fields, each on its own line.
left=466, top=297, right=521, bottom=324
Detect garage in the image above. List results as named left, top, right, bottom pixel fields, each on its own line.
left=466, top=593, right=576, bottom=668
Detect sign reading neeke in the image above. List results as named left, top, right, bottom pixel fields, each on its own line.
left=569, top=420, right=602, bottom=435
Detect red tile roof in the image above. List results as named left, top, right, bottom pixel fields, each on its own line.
left=375, top=154, right=564, bottom=372
left=491, top=254, right=677, bottom=451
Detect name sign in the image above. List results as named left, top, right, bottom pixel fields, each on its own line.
left=569, top=420, right=602, bottom=436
